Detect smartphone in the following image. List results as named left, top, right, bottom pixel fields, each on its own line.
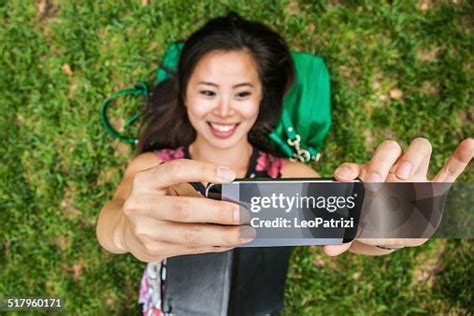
left=205, top=177, right=365, bottom=247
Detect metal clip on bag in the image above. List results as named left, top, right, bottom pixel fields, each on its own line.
left=100, top=41, right=332, bottom=164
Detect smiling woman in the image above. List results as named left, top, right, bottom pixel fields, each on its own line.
left=96, top=12, right=300, bottom=315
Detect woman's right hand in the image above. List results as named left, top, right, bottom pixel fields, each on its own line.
left=119, top=159, right=255, bottom=263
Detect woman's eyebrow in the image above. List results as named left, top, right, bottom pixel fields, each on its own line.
left=198, top=81, right=218, bottom=87
left=233, top=83, right=254, bottom=88
left=198, top=81, right=254, bottom=88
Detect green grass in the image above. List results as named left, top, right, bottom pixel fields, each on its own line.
left=1, top=0, right=473, bottom=314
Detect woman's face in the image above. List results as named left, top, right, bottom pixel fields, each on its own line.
left=185, top=49, right=263, bottom=149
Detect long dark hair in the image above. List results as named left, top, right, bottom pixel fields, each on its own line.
left=136, top=12, right=295, bottom=156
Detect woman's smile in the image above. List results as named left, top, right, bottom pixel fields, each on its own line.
left=208, top=122, right=240, bottom=138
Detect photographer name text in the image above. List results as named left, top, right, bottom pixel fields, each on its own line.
left=250, top=217, right=355, bottom=228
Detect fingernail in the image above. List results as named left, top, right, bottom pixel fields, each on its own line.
left=396, top=161, right=412, bottom=179
left=233, top=207, right=240, bottom=223
left=336, top=167, right=352, bottom=178
left=239, top=225, right=256, bottom=242
left=217, top=166, right=236, bottom=182
left=235, top=205, right=251, bottom=224
left=366, top=172, right=381, bottom=183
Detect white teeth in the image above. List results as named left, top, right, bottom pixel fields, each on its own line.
left=210, top=123, right=237, bottom=132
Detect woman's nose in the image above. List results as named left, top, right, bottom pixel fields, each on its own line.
left=213, top=96, right=234, bottom=118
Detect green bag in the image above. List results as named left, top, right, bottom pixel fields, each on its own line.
left=101, top=41, right=331, bottom=163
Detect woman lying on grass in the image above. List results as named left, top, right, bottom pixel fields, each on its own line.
left=96, top=12, right=473, bottom=315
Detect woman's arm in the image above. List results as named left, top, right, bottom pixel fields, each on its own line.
left=96, top=153, right=161, bottom=254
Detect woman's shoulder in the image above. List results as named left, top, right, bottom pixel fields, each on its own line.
left=125, top=152, right=161, bottom=175
left=127, top=146, right=186, bottom=174
left=279, top=160, right=320, bottom=178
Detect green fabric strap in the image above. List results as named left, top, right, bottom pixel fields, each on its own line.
left=100, top=81, right=149, bottom=145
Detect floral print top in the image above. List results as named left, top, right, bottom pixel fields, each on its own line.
left=138, top=145, right=287, bottom=315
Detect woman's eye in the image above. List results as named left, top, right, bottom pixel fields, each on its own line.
left=236, top=91, right=251, bottom=99
left=200, top=90, right=216, bottom=97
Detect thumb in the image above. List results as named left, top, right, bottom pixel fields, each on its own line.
left=322, top=242, right=352, bottom=256
left=334, top=163, right=365, bottom=182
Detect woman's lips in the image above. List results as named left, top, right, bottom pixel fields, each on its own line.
left=208, top=122, right=239, bottom=139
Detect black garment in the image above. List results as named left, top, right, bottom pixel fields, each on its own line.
left=161, top=145, right=293, bottom=315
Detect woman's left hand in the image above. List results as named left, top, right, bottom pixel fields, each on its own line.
left=324, top=137, right=474, bottom=256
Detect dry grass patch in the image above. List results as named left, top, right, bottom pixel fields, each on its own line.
left=412, top=241, right=447, bottom=288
